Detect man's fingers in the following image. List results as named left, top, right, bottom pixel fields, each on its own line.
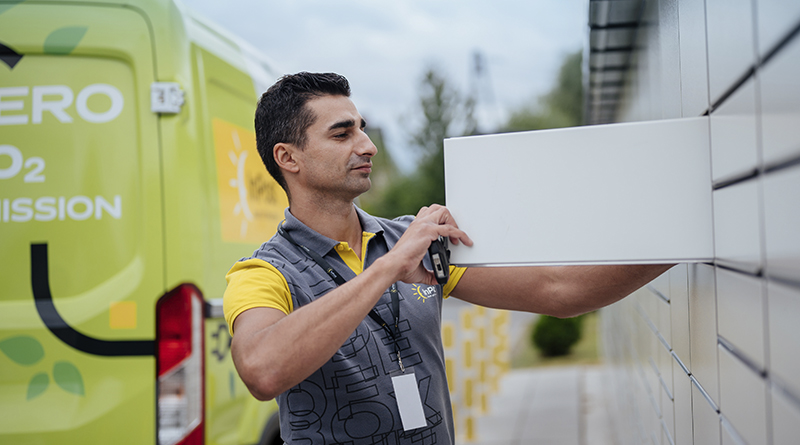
left=404, top=264, right=438, bottom=286
left=416, top=204, right=460, bottom=229
left=432, top=205, right=463, bottom=233
left=412, top=204, right=473, bottom=247
left=430, top=217, right=470, bottom=246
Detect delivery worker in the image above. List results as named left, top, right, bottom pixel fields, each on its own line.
left=223, top=72, right=670, bottom=444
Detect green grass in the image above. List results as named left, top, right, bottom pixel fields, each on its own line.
left=510, top=311, right=602, bottom=368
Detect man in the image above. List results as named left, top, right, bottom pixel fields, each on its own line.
left=224, top=72, right=670, bottom=444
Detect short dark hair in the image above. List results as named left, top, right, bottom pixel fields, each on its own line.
left=255, top=72, right=351, bottom=191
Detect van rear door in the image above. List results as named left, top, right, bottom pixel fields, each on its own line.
left=0, top=3, right=163, bottom=443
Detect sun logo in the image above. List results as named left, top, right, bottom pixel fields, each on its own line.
left=213, top=118, right=288, bottom=243
left=227, top=131, right=254, bottom=238
left=412, top=284, right=437, bottom=302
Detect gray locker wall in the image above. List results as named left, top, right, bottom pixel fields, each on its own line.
left=598, top=0, right=800, bottom=443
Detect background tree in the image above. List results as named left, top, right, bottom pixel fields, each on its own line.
left=361, top=67, right=476, bottom=219
left=356, top=126, right=400, bottom=210
left=531, top=314, right=584, bottom=357
left=501, top=50, right=583, bottom=132
left=362, top=50, right=583, bottom=218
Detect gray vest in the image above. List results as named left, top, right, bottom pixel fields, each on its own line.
left=243, top=207, right=454, bottom=444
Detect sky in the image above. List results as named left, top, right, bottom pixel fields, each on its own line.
left=179, top=0, right=588, bottom=172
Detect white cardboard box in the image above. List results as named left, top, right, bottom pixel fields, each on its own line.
left=443, top=117, right=714, bottom=266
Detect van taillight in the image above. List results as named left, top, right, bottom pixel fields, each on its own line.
left=156, top=284, right=204, bottom=445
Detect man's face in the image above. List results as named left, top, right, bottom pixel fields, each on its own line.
left=295, top=95, right=377, bottom=200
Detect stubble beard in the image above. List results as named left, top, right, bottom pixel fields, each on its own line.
left=311, top=163, right=372, bottom=205
left=344, top=156, right=373, bottom=197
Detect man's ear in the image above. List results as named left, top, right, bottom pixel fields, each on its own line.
left=274, top=143, right=300, bottom=174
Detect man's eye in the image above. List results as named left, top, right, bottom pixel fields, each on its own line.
left=334, top=133, right=347, bottom=139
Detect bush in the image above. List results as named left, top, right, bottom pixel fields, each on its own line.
left=531, top=315, right=583, bottom=357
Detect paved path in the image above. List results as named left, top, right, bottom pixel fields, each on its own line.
left=463, top=366, right=617, bottom=445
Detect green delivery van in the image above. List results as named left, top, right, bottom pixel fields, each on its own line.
left=0, top=0, right=289, bottom=443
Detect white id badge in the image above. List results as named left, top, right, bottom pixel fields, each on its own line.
left=390, top=369, right=427, bottom=431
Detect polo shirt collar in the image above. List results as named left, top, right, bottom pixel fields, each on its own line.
left=281, top=205, right=385, bottom=255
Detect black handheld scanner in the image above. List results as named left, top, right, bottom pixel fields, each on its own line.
left=428, top=236, right=450, bottom=285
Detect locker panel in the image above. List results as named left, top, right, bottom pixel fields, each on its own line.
left=755, top=0, right=800, bottom=57
left=651, top=270, right=671, bottom=302
left=721, top=418, right=746, bottom=445
left=638, top=2, right=661, bottom=124
left=763, top=165, right=800, bottom=281
left=660, top=348, right=675, bottom=443
left=635, top=303, right=652, bottom=365
left=717, top=345, right=768, bottom=445
left=767, top=281, right=800, bottom=394
left=772, top=383, right=800, bottom=445
left=689, top=264, right=720, bottom=403
left=669, top=264, right=691, bottom=367
left=647, top=356, right=662, bottom=415
left=672, top=360, right=694, bottom=445
left=709, top=80, right=759, bottom=183
left=639, top=289, right=659, bottom=333
left=692, top=381, right=721, bottom=445
left=658, top=0, right=682, bottom=120
left=659, top=343, right=674, bottom=399
left=713, top=181, right=763, bottom=272
left=678, top=0, right=711, bottom=117
left=759, top=33, right=800, bottom=168
left=657, top=296, right=672, bottom=353
left=444, top=118, right=713, bottom=266
left=705, top=0, right=757, bottom=103
left=716, top=267, right=766, bottom=369
left=661, top=421, right=674, bottom=445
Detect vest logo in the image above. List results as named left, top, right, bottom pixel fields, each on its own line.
left=412, top=284, right=437, bottom=302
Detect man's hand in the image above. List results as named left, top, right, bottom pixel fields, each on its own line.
left=381, top=204, right=472, bottom=286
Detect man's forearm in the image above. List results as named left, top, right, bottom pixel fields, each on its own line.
left=452, top=264, right=674, bottom=318
left=231, top=256, right=400, bottom=400
left=548, top=264, right=674, bottom=316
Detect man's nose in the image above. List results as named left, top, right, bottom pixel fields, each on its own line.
left=359, top=131, right=378, bottom=157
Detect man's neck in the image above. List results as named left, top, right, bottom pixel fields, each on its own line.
left=288, top=198, right=363, bottom=251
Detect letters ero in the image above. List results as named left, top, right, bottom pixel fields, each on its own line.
left=0, top=83, right=125, bottom=224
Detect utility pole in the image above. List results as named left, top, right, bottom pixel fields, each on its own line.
left=468, top=50, right=500, bottom=133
